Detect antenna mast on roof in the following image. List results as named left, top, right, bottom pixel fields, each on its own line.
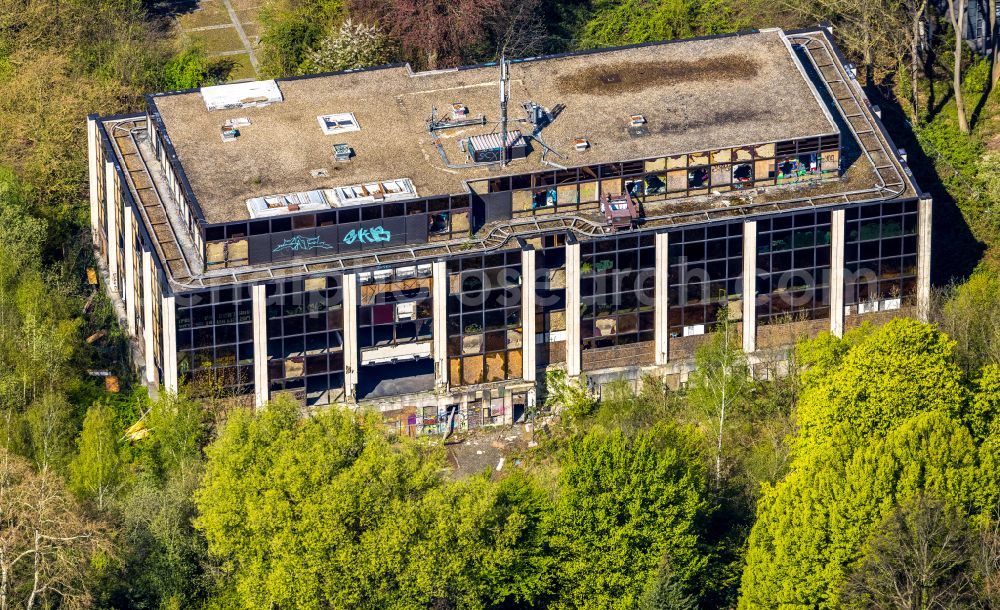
left=499, top=54, right=509, bottom=166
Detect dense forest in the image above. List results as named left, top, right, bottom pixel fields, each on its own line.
left=3, top=0, right=1000, bottom=608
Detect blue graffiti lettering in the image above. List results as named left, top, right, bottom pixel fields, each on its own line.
left=272, top=235, right=334, bottom=253
left=343, top=226, right=392, bottom=245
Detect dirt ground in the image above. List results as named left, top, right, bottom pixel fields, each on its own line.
left=445, top=420, right=544, bottom=479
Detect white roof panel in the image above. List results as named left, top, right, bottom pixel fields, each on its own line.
left=201, top=80, right=283, bottom=111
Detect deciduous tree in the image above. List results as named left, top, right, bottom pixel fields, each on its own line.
left=841, top=494, right=980, bottom=610
left=687, top=310, right=749, bottom=486
left=196, top=399, right=551, bottom=609
left=0, top=450, right=106, bottom=610
left=303, top=18, right=393, bottom=73
left=550, top=424, right=709, bottom=609
left=69, top=404, right=121, bottom=511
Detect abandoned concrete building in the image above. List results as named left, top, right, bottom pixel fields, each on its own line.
left=88, top=26, right=929, bottom=434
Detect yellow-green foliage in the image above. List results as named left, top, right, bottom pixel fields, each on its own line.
left=794, top=319, right=966, bottom=450
left=549, top=423, right=709, bottom=610
left=740, top=319, right=1000, bottom=609
left=741, top=411, right=999, bottom=609
left=195, top=398, right=553, bottom=609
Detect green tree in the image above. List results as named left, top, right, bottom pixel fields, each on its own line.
left=258, top=0, right=345, bottom=77
left=164, top=45, right=210, bottom=90
left=740, top=409, right=1000, bottom=609
left=576, top=0, right=749, bottom=49
left=302, top=18, right=393, bottom=73
left=69, top=403, right=122, bottom=510
left=196, top=399, right=550, bottom=609
left=936, top=269, right=1000, bottom=375
left=840, top=494, right=980, bottom=610
left=793, top=319, right=967, bottom=451
left=115, top=462, right=210, bottom=609
left=550, top=423, right=709, bottom=609
left=24, top=390, right=76, bottom=473
left=641, top=560, right=698, bottom=610
left=544, top=367, right=596, bottom=421
left=687, top=310, right=749, bottom=485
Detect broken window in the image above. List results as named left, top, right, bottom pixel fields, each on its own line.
left=688, top=167, right=709, bottom=189
left=643, top=174, right=666, bottom=195
left=777, top=158, right=796, bottom=177
left=733, top=163, right=753, bottom=186
left=798, top=153, right=819, bottom=175
left=428, top=212, right=450, bottom=234
left=532, top=188, right=556, bottom=208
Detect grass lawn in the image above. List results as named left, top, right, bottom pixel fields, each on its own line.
left=176, top=0, right=230, bottom=29
left=225, top=53, right=257, bottom=81
left=189, top=26, right=244, bottom=55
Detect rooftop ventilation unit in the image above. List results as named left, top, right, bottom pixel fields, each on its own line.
left=574, top=138, right=590, bottom=151
left=333, top=143, right=352, bottom=162
left=201, top=80, right=283, bottom=111
left=246, top=190, right=330, bottom=218
left=221, top=125, right=239, bottom=142
left=629, top=114, right=646, bottom=126
left=451, top=103, right=468, bottom=119
left=467, top=131, right=527, bottom=164
left=328, top=178, right=417, bottom=206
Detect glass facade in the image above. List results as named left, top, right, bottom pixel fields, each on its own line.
left=132, top=219, right=143, bottom=336
left=266, top=276, right=345, bottom=406
left=152, top=200, right=923, bottom=402
left=176, top=286, right=254, bottom=395
left=580, top=234, right=656, bottom=352
left=446, top=251, right=524, bottom=386
left=845, top=200, right=919, bottom=310
left=357, top=265, right=434, bottom=349
left=667, top=222, right=743, bottom=337
left=535, top=238, right=567, bottom=367
left=756, top=210, right=832, bottom=324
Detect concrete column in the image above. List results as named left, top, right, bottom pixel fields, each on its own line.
left=104, top=160, right=119, bottom=292
left=829, top=209, right=846, bottom=337
left=87, top=118, right=100, bottom=242
left=565, top=242, right=582, bottom=376
left=161, top=294, right=178, bottom=393
left=432, top=261, right=449, bottom=389
left=521, top=247, right=536, bottom=383
left=123, top=208, right=136, bottom=336
left=917, top=197, right=933, bottom=321
left=342, top=273, right=359, bottom=401
left=742, top=221, right=757, bottom=354
left=654, top=232, right=670, bottom=365
left=142, top=250, right=156, bottom=384
left=252, top=284, right=268, bottom=408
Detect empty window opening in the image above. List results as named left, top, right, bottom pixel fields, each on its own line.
left=688, top=167, right=709, bottom=189
left=429, top=212, right=450, bottom=234
left=733, top=163, right=752, bottom=185
left=532, top=189, right=556, bottom=209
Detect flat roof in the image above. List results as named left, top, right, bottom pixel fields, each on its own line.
left=151, top=28, right=839, bottom=225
